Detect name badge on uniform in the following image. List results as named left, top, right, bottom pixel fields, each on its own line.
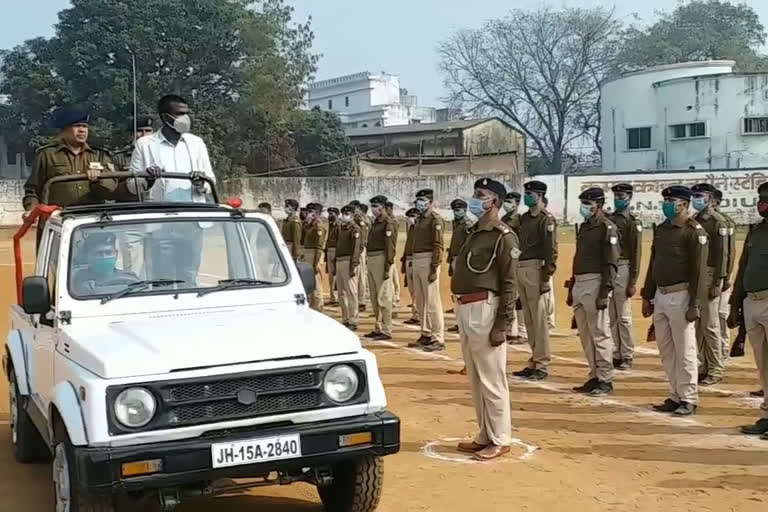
left=718, top=227, right=727, bottom=236
left=547, top=223, right=555, bottom=232
left=89, top=162, right=104, bottom=170
left=698, top=235, right=707, bottom=245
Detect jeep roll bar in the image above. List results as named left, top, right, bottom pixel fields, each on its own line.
left=14, top=205, right=59, bottom=304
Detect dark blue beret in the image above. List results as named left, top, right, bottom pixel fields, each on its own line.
left=369, top=195, right=388, bottom=205
left=53, top=107, right=89, bottom=130
left=474, top=178, right=507, bottom=200
left=662, top=185, right=692, bottom=201
left=579, top=187, right=605, bottom=201
left=506, top=191, right=521, bottom=201
left=415, top=189, right=434, bottom=199
left=691, top=183, right=718, bottom=195
left=524, top=180, right=547, bottom=194
left=406, top=208, right=420, bottom=217
left=611, top=183, right=634, bottom=193
left=758, top=182, right=768, bottom=195
left=450, top=199, right=467, bottom=209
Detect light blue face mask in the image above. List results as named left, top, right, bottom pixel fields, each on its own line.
left=415, top=199, right=429, bottom=212
left=662, top=201, right=679, bottom=220
left=454, top=209, right=466, bottom=220
left=579, top=204, right=593, bottom=220
left=468, top=197, right=488, bottom=218
left=91, top=256, right=117, bottom=276
left=692, top=196, right=708, bottom=212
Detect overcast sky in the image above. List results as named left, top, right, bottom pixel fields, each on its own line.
left=3, top=1, right=768, bottom=107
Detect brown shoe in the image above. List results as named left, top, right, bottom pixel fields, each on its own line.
left=473, top=444, right=511, bottom=461
left=456, top=441, right=487, bottom=453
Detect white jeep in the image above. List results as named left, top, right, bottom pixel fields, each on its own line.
left=3, top=174, right=399, bottom=511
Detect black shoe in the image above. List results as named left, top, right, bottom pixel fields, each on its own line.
left=617, top=359, right=632, bottom=371
left=447, top=325, right=459, bottom=333
left=612, top=358, right=622, bottom=369
left=422, top=341, right=445, bottom=352
left=673, top=402, right=697, bottom=416
left=740, top=418, right=768, bottom=435
left=358, top=304, right=366, bottom=312
left=404, top=318, right=420, bottom=325
left=697, top=373, right=707, bottom=384
left=342, top=321, right=350, bottom=327
left=699, top=375, right=722, bottom=386
left=364, top=331, right=381, bottom=338
left=751, top=389, right=765, bottom=398
left=589, top=381, right=614, bottom=396
left=408, top=335, right=431, bottom=348
left=347, top=324, right=358, bottom=331
left=573, top=378, right=599, bottom=393
left=653, top=399, right=681, bottom=413
left=526, top=369, right=548, bottom=381
left=512, top=367, right=534, bottom=378
left=373, top=333, right=392, bottom=341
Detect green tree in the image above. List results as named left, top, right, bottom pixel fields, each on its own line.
left=619, top=0, right=768, bottom=72
left=290, top=107, right=355, bottom=177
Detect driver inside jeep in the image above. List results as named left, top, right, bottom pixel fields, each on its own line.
left=72, top=233, right=139, bottom=294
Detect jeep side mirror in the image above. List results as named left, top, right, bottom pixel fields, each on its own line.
left=296, top=262, right=316, bottom=296
left=22, top=276, right=51, bottom=315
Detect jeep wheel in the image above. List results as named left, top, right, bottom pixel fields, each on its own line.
left=8, top=368, right=48, bottom=463
left=318, top=455, right=383, bottom=512
left=53, top=436, right=117, bottom=512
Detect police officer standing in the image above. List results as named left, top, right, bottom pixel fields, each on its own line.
left=408, top=189, right=446, bottom=352
left=642, top=186, right=708, bottom=416
left=351, top=201, right=371, bottom=311
left=568, top=188, right=619, bottom=396
left=513, top=181, right=557, bottom=381
left=302, top=203, right=327, bottom=312
left=502, top=191, right=526, bottom=343
left=453, top=178, right=519, bottom=461
left=385, top=201, right=402, bottom=311
left=691, top=183, right=729, bottom=386
left=447, top=199, right=473, bottom=333
left=402, top=207, right=422, bottom=326
left=714, top=189, right=737, bottom=360
left=325, top=207, right=341, bottom=306
left=363, top=196, right=398, bottom=341
left=334, top=205, right=363, bottom=331
left=501, top=191, right=522, bottom=232
left=112, top=117, right=154, bottom=171
left=281, top=199, right=303, bottom=261
left=731, top=182, right=768, bottom=438
left=608, top=183, right=642, bottom=370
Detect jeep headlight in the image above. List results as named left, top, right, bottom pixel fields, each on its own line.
left=114, top=388, right=156, bottom=428
left=324, top=365, right=359, bottom=403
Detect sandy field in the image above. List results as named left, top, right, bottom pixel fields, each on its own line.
left=0, top=227, right=767, bottom=512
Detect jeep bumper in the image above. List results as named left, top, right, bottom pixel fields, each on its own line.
left=72, top=411, right=400, bottom=493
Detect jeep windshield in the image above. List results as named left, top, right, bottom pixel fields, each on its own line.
left=67, top=218, right=288, bottom=300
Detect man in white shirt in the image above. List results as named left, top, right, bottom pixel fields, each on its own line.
left=127, top=94, right=217, bottom=285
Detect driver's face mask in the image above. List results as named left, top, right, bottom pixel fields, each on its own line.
left=90, top=247, right=117, bottom=276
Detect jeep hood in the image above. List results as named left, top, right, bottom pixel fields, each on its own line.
left=61, top=307, right=361, bottom=379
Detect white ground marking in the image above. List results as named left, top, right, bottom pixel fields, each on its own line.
left=421, top=436, right=538, bottom=465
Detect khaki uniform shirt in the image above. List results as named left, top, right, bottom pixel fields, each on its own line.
left=367, top=214, right=398, bottom=267
left=573, top=213, right=620, bottom=299
left=326, top=221, right=339, bottom=249
left=694, top=208, right=729, bottom=280
left=280, top=213, right=303, bottom=259
left=518, top=209, right=558, bottom=279
left=23, top=140, right=117, bottom=210
left=354, top=214, right=371, bottom=250
left=451, top=217, right=520, bottom=327
left=412, top=209, right=445, bottom=272
left=641, top=216, right=708, bottom=306
left=448, top=217, right=474, bottom=262
left=716, top=209, right=737, bottom=283
left=501, top=211, right=521, bottom=235
left=608, top=208, right=643, bottom=285
left=335, top=222, right=362, bottom=268
left=732, top=220, right=768, bottom=302
left=112, top=145, right=133, bottom=171
left=303, top=219, right=327, bottom=270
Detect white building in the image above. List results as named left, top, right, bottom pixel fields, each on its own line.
left=601, top=61, right=768, bottom=172
left=308, top=71, right=436, bottom=128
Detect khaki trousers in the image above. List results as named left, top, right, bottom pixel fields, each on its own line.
left=367, top=252, right=394, bottom=336
left=573, top=274, right=614, bottom=383
left=518, top=262, right=551, bottom=370
left=336, top=257, right=359, bottom=326
left=507, top=308, right=527, bottom=339
left=654, top=289, right=698, bottom=404
left=302, top=248, right=324, bottom=312
left=357, top=248, right=368, bottom=304
left=327, top=248, right=337, bottom=303
left=610, top=262, right=635, bottom=361
left=406, top=257, right=421, bottom=322
left=457, top=295, right=512, bottom=446
left=719, top=286, right=732, bottom=359
left=744, top=295, right=768, bottom=417
left=697, top=269, right=724, bottom=379
left=392, top=261, right=401, bottom=307
left=545, top=276, right=556, bottom=330
left=412, top=252, right=444, bottom=343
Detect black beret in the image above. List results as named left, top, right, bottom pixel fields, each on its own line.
left=758, top=182, right=768, bottom=195
left=450, top=199, right=467, bottom=209
left=405, top=208, right=420, bottom=217
left=713, top=189, right=723, bottom=201
left=327, top=207, right=340, bottom=215
left=415, top=189, right=434, bottom=199
left=506, top=191, right=521, bottom=201
left=578, top=187, right=605, bottom=201
left=341, top=205, right=354, bottom=214
left=307, top=202, right=323, bottom=213
left=135, top=116, right=153, bottom=130
left=369, top=195, right=388, bottom=205
left=691, top=183, right=718, bottom=195
left=53, top=107, right=89, bottom=130
left=474, top=178, right=507, bottom=199
left=349, top=200, right=361, bottom=207
left=83, top=232, right=116, bottom=252
left=524, top=180, right=547, bottom=194
left=358, top=204, right=369, bottom=213
left=385, top=201, right=394, bottom=208
left=285, top=199, right=299, bottom=209
left=611, top=183, right=634, bottom=194
left=662, top=185, right=692, bottom=201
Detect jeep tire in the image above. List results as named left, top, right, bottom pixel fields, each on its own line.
left=8, top=368, right=48, bottom=463
left=53, top=431, right=117, bottom=512
left=318, top=455, right=383, bottom=512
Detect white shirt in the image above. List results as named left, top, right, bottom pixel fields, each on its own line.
left=129, top=130, right=216, bottom=202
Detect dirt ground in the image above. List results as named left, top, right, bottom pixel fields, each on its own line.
left=1, top=227, right=767, bottom=512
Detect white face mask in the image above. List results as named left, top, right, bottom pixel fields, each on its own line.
left=341, top=214, right=352, bottom=223
left=284, top=206, right=294, bottom=216
left=407, top=216, right=416, bottom=226
left=165, top=113, right=191, bottom=134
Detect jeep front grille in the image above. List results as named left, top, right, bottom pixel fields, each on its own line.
left=173, top=390, right=321, bottom=424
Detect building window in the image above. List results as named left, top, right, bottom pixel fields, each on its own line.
left=328, top=99, right=333, bottom=110
left=627, top=127, right=652, bottom=150
left=6, top=151, right=17, bottom=166
left=744, top=117, right=768, bottom=135
left=345, top=96, right=349, bottom=107
left=670, top=122, right=707, bottom=139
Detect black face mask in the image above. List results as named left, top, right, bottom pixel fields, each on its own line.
left=329, top=214, right=337, bottom=223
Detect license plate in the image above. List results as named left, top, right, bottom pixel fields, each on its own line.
left=211, top=434, right=302, bottom=469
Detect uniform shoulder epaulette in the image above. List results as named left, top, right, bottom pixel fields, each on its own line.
left=687, top=218, right=703, bottom=230
left=35, top=143, right=57, bottom=153
left=493, top=220, right=511, bottom=234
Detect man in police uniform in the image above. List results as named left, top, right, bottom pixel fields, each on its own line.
left=351, top=201, right=371, bottom=311
left=732, top=182, right=768, bottom=437
left=502, top=191, right=526, bottom=342
left=408, top=189, right=446, bottom=352
left=568, top=187, right=619, bottom=395
left=691, top=183, right=730, bottom=386
left=501, top=191, right=522, bottom=232
left=325, top=207, right=340, bottom=306
left=281, top=199, right=303, bottom=261
left=714, top=189, right=737, bottom=360
left=302, top=203, right=327, bottom=312
left=363, top=196, right=398, bottom=341
left=453, top=178, right=519, bottom=461
left=642, top=185, right=708, bottom=416
left=608, top=183, right=643, bottom=370
left=112, top=117, right=154, bottom=171
left=447, top=199, right=473, bottom=333
left=512, top=181, right=557, bottom=381
left=402, top=207, right=421, bottom=326
left=385, top=201, right=402, bottom=311
left=257, top=202, right=272, bottom=216
left=334, top=205, right=363, bottom=331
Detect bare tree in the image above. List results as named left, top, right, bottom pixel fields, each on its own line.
left=438, top=7, right=621, bottom=173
